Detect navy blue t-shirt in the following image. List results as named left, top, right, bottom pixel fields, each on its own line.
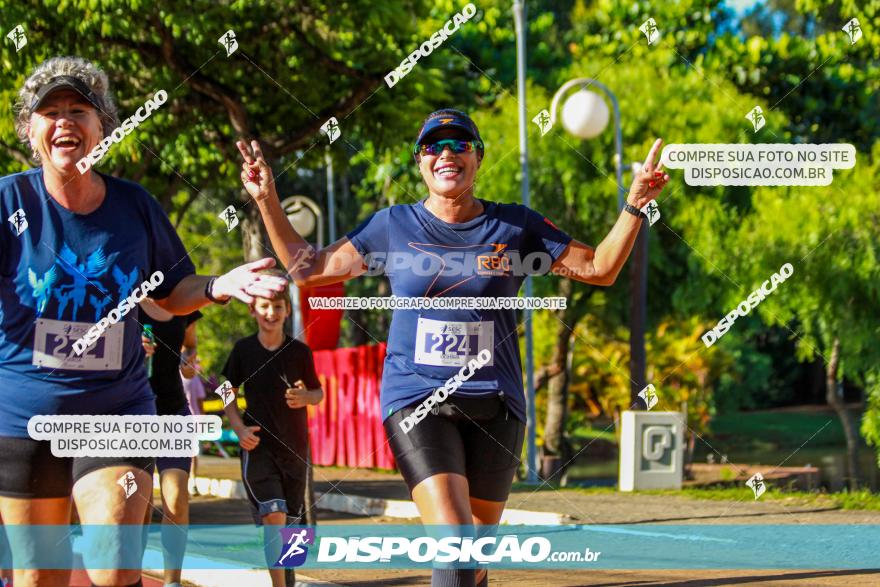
left=346, top=199, right=572, bottom=423
left=0, top=168, right=196, bottom=437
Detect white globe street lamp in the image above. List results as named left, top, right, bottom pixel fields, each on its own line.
left=280, top=195, right=323, bottom=342
left=281, top=195, right=323, bottom=248
left=549, top=78, right=649, bottom=419
left=561, top=89, right=610, bottom=139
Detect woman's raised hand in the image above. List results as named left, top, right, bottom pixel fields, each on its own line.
left=626, top=138, right=670, bottom=209
left=236, top=139, right=277, bottom=202
left=212, top=257, right=288, bottom=305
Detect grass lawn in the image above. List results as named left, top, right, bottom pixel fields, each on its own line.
left=568, top=408, right=847, bottom=453
left=511, top=483, right=880, bottom=511
left=647, top=486, right=880, bottom=510
left=707, top=408, right=846, bottom=450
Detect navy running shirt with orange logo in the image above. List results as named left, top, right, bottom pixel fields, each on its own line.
left=346, top=199, right=572, bottom=423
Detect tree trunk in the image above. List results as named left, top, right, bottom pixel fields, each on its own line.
left=825, top=337, right=860, bottom=490
left=541, top=280, right=588, bottom=482
left=541, top=312, right=572, bottom=481
left=240, top=197, right=272, bottom=263
left=808, top=358, right=825, bottom=404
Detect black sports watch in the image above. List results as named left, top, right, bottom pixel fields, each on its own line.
left=623, top=202, right=647, bottom=219
left=205, top=276, right=231, bottom=305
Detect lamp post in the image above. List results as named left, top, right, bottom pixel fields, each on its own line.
left=280, top=195, right=323, bottom=341
left=512, top=0, right=540, bottom=483
left=549, top=79, right=647, bottom=408
left=326, top=147, right=337, bottom=243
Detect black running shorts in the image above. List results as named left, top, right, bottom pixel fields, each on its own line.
left=384, top=394, right=525, bottom=502
left=0, top=436, right=154, bottom=499
left=240, top=447, right=308, bottom=524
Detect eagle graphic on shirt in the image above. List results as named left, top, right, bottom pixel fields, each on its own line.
left=27, top=266, right=57, bottom=316
left=23, top=242, right=142, bottom=322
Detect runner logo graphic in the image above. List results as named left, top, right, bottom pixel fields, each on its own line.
left=321, top=117, right=340, bottom=144
left=843, top=18, right=861, bottom=45
left=288, top=246, right=316, bottom=274
left=640, top=18, right=659, bottom=45
left=220, top=205, right=239, bottom=232
left=746, top=105, right=765, bottom=132
left=640, top=201, right=660, bottom=226
left=219, top=29, right=238, bottom=56
left=275, top=527, right=315, bottom=568
left=638, top=384, right=658, bottom=410
left=6, top=25, right=26, bottom=52
left=215, top=380, right=235, bottom=407
left=118, top=471, right=138, bottom=499
left=532, top=109, right=552, bottom=136
left=746, top=472, right=766, bottom=500
left=8, top=208, right=27, bottom=235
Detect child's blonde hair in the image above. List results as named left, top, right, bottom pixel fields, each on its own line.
left=249, top=268, right=291, bottom=309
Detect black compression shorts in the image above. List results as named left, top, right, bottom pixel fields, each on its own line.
left=384, top=394, right=525, bottom=502
left=0, top=436, right=154, bottom=499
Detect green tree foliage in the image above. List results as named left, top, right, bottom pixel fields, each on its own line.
left=0, top=0, right=441, bottom=210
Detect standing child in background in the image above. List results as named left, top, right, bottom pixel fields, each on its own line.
left=140, top=298, right=202, bottom=587
left=221, top=269, right=324, bottom=587
left=181, top=355, right=207, bottom=477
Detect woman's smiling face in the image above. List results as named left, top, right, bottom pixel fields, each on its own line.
left=28, top=89, right=103, bottom=173
left=417, top=128, right=482, bottom=199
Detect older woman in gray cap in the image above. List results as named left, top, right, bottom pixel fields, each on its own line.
left=0, top=56, right=287, bottom=587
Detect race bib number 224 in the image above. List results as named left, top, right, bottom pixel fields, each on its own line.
left=414, top=317, right=494, bottom=367
left=32, top=318, right=124, bottom=371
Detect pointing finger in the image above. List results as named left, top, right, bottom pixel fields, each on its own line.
left=642, top=138, right=663, bottom=171
left=236, top=140, right=254, bottom=165
left=251, top=140, right=265, bottom=162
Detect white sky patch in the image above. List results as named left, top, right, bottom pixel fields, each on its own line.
left=723, top=0, right=764, bottom=14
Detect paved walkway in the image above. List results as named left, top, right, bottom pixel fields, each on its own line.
left=86, top=457, right=880, bottom=586
left=193, top=457, right=880, bottom=525
left=68, top=570, right=163, bottom=586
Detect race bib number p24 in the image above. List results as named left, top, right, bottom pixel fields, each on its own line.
left=32, top=318, right=124, bottom=371
left=414, top=318, right=494, bottom=367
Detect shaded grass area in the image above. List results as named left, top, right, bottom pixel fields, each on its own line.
left=510, top=483, right=880, bottom=511
left=651, top=487, right=880, bottom=511
left=568, top=409, right=846, bottom=453
left=570, top=424, right=617, bottom=444
left=707, top=409, right=845, bottom=450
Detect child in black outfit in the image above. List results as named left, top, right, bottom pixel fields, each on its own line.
left=221, top=272, right=323, bottom=587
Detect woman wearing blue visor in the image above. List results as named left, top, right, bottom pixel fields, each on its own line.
left=237, top=108, right=669, bottom=586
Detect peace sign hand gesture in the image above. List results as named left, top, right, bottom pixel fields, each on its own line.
left=236, top=139, right=277, bottom=203
left=627, top=138, right=670, bottom=209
